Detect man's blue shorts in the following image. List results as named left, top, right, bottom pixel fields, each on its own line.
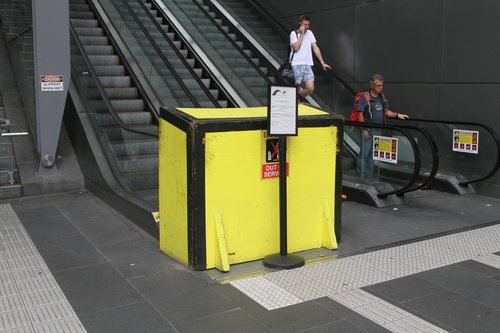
left=292, top=65, right=315, bottom=85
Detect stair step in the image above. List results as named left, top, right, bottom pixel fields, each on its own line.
left=104, top=87, right=138, bottom=99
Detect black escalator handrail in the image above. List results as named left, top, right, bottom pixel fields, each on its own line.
left=387, top=123, right=439, bottom=195
left=204, top=0, right=294, bottom=89
left=87, top=0, right=159, bottom=121
left=150, top=0, right=239, bottom=107
left=405, top=117, right=500, bottom=187
left=345, top=121, right=421, bottom=199
left=190, top=0, right=272, bottom=84
left=6, top=25, right=32, bottom=43
left=136, top=0, right=221, bottom=107
left=70, top=25, right=158, bottom=138
left=232, top=0, right=359, bottom=96
left=121, top=0, right=201, bottom=108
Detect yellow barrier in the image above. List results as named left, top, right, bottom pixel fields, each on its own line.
left=159, top=105, right=343, bottom=271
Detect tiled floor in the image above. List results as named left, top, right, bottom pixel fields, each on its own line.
left=2, top=189, right=500, bottom=332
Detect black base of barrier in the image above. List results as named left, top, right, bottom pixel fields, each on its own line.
left=263, top=253, right=305, bottom=269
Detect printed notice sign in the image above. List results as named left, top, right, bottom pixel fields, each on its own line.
left=268, top=85, right=297, bottom=136
left=453, top=129, right=478, bottom=154
left=373, top=135, right=398, bottom=164
left=262, top=163, right=289, bottom=179
left=41, top=75, right=64, bottom=92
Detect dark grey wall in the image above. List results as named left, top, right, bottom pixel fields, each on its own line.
left=254, top=0, right=500, bottom=187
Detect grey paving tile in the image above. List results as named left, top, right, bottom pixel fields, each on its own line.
left=458, top=259, right=500, bottom=277
left=297, top=319, right=368, bottom=333
left=80, top=301, right=176, bottom=333
left=49, top=191, right=106, bottom=210
left=35, top=235, right=106, bottom=272
left=21, top=214, right=81, bottom=243
left=98, top=238, right=175, bottom=278
left=74, top=214, right=142, bottom=247
left=54, top=262, right=143, bottom=316
left=363, top=275, right=444, bottom=303
left=176, top=308, right=272, bottom=333
left=313, top=297, right=392, bottom=333
left=414, top=264, right=500, bottom=310
left=61, top=202, right=115, bottom=224
left=403, top=291, right=500, bottom=333
left=215, top=284, right=344, bottom=333
left=129, top=269, right=237, bottom=326
left=11, top=197, right=61, bottom=220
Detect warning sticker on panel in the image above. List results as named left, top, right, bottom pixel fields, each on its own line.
left=262, top=163, right=289, bottom=179
left=41, top=75, right=64, bottom=92
left=373, top=135, right=398, bottom=164
left=452, top=129, right=478, bottom=154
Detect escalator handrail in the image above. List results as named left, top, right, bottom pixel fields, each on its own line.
left=135, top=0, right=222, bottom=108
left=387, top=123, right=440, bottom=195
left=87, top=0, right=159, bottom=121
left=6, top=25, right=32, bottom=43
left=121, top=0, right=200, bottom=108
left=189, top=0, right=272, bottom=84
left=220, top=0, right=357, bottom=100
left=345, top=121, right=421, bottom=198
left=70, top=25, right=158, bottom=138
left=204, top=0, right=301, bottom=92
left=404, top=117, right=500, bottom=186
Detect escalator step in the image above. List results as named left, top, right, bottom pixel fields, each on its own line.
left=74, top=27, right=104, bottom=37
left=110, top=99, right=145, bottom=112
left=111, top=139, right=158, bottom=157
left=95, top=111, right=152, bottom=126
left=78, top=36, right=109, bottom=46
left=84, top=45, right=114, bottom=55
left=69, top=11, right=94, bottom=20
left=104, top=87, right=138, bottom=99
left=89, top=55, right=119, bottom=66
left=94, top=65, right=125, bottom=76
left=71, top=18, right=99, bottom=28
left=98, top=76, right=131, bottom=88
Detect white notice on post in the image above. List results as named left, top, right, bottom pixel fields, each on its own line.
left=268, top=85, right=297, bottom=136
left=41, top=75, right=64, bottom=92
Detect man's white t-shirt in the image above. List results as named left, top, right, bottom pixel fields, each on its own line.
left=290, top=30, right=316, bottom=66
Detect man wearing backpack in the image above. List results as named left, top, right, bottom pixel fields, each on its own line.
left=290, top=15, right=331, bottom=98
left=356, top=74, right=409, bottom=178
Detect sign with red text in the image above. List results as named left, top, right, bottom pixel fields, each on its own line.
left=373, top=135, right=398, bottom=164
left=453, top=129, right=478, bottom=154
left=262, top=163, right=289, bottom=179
left=41, top=75, right=64, bottom=92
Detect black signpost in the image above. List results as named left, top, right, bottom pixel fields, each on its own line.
left=263, top=85, right=305, bottom=269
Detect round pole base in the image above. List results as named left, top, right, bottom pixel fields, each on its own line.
left=263, top=253, right=305, bottom=269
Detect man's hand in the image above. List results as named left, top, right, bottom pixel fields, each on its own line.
left=362, top=129, right=370, bottom=140
left=397, top=113, right=409, bottom=120
left=321, top=62, right=331, bottom=71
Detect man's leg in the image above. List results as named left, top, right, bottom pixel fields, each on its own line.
left=356, top=137, right=373, bottom=178
left=299, top=80, right=314, bottom=97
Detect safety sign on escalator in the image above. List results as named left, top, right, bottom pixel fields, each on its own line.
left=373, top=135, right=398, bottom=164
left=453, top=129, right=478, bottom=154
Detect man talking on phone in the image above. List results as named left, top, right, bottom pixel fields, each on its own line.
left=290, top=15, right=331, bottom=98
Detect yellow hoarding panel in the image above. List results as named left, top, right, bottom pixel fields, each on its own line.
left=159, top=119, right=188, bottom=265
left=204, top=126, right=337, bottom=268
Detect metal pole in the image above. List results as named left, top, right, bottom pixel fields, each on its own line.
left=279, top=136, right=287, bottom=255
left=7, top=140, right=14, bottom=185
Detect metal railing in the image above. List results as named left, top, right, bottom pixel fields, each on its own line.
left=190, top=0, right=272, bottom=84
left=70, top=24, right=158, bottom=138
left=405, top=118, right=500, bottom=187
left=121, top=0, right=201, bottom=107
left=135, top=0, right=222, bottom=107
left=345, top=122, right=422, bottom=199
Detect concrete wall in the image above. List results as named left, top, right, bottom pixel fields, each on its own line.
left=254, top=0, right=500, bottom=188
